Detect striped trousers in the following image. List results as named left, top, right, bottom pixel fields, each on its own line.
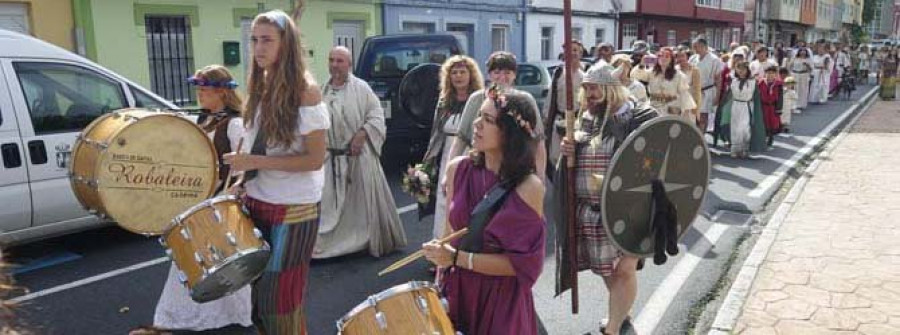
left=244, top=197, right=320, bottom=335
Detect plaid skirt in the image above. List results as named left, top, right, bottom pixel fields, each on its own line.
left=244, top=197, right=320, bottom=335
left=576, top=202, right=622, bottom=277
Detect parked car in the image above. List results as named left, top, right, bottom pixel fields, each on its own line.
left=515, top=62, right=551, bottom=112
left=0, top=29, right=175, bottom=246
left=355, top=34, right=463, bottom=160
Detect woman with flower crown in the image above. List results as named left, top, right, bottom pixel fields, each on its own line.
left=422, top=86, right=546, bottom=335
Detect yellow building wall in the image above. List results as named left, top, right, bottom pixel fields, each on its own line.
left=1, top=0, right=75, bottom=50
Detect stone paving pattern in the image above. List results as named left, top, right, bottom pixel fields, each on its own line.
left=734, top=100, right=900, bottom=335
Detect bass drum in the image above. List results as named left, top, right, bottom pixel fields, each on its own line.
left=398, top=63, right=441, bottom=128
left=70, top=108, right=218, bottom=235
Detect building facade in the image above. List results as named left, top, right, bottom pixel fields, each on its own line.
left=868, top=0, right=895, bottom=39
left=618, top=0, right=744, bottom=51
left=0, top=0, right=75, bottom=51
left=381, top=0, right=525, bottom=66
left=300, top=0, right=381, bottom=84
left=525, top=0, right=617, bottom=62
left=766, top=0, right=805, bottom=45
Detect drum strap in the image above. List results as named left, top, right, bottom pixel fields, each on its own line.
left=458, top=182, right=511, bottom=253
left=243, top=123, right=268, bottom=181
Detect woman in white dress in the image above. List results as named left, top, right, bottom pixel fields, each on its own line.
left=858, top=46, right=870, bottom=85
left=787, top=48, right=813, bottom=110
left=631, top=47, right=697, bottom=122
left=130, top=65, right=251, bottom=335
left=728, top=62, right=757, bottom=158
left=809, top=45, right=832, bottom=104
left=421, top=56, right=484, bottom=241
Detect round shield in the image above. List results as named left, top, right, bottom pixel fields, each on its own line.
left=601, top=116, right=710, bottom=257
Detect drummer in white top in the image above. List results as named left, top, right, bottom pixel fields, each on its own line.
left=689, top=37, right=724, bottom=134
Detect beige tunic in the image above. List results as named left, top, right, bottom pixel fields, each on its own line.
left=631, top=66, right=697, bottom=121
left=316, top=74, right=407, bottom=259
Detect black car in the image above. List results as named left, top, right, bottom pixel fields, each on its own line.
left=355, top=34, right=463, bottom=160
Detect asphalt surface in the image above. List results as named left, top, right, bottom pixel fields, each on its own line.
left=3, top=85, right=876, bottom=335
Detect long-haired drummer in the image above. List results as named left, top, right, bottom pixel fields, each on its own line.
left=223, top=10, right=329, bottom=335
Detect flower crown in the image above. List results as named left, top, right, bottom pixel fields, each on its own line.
left=485, top=85, right=538, bottom=138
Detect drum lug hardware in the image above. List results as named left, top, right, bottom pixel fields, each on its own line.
left=213, top=208, right=223, bottom=224
left=180, top=227, right=191, bottom=240
left=158, top=237, right=168, bottom=247
left=208, top=245, right=223, bottom=262
left=416, top=294, right=429, bottom=312
left=375, top=311, right=387, bottom=330
left=85, top=179, right=98, bottom=188
left=440, top=297, right=449, bottom=311
left=253, top=228, right=263, bottom=239
left=164, top=248, right=173, bottom=260
left=111, top=112, right=121, bottom=119
left=194, top=251, right=204, bottom=264
left=176, top=270, right=187, bottom=284
left=226, top=232, right=238, bottom=246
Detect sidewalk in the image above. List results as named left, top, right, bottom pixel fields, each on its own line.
left=716, top=99, right=900, bottom=335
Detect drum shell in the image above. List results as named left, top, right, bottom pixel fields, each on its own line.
left=163, top=196, right=269, bottom=302
left=338, top=281, right=454, bottom=335
left=69, top=109, right=218, bottom=235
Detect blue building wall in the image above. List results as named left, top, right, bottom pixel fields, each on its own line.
left=382, top=0, right=526, bottom=68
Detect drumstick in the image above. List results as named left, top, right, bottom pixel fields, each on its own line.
left=223, top=139, right=244, bottom=190
left=377, top=228, right=469, bottom=276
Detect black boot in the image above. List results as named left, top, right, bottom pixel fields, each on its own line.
left=651, top=180, right=669, bottom=265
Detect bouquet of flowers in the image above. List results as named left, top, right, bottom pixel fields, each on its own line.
left=401, top=163, right=435, bottom=204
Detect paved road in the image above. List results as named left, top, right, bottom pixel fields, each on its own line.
left=3, top=85, right=876, bottom=335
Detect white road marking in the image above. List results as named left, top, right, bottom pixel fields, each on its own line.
left=12, top=203, right=422, bottom=303
left=749, top=87, right=877, bottom=198
left=11, top=257, right=168, bottom=303
left=633, top=222, right=730, bottom=334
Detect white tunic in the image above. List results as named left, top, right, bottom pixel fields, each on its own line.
left=729, top=78, right=756, bottom=155
left=690, top=52, right=724, bottom=114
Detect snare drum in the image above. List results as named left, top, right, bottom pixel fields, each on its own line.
left=161, top=195, right=270, bottom=303
left=70, top=108, right=218, bottom=235
left=337, top=281, right=455, bottom=335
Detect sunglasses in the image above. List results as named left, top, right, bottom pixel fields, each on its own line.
left=187, top=77, right=238, bottom=89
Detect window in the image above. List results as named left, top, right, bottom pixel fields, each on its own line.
left=595, top=28, right=606, bottom=46
left=573, top=27, right=583, bottom=44
left=402, top=21, right=435, bottom=34
left=623, top=23, right=638, bottom=49
left=514, top=64, right=544, bottom=86
left=130, top=86, right=168, bottom=109
left=722, top=29, right=730, bottom=49
left=14, top=62, right=126, bottom=134
left=447, top=23, right=475, bottom=55
left=696, top=0, right=721, bottom=7
left=491, top=24, right=509, bottom=52
left=667, top=30, right=677, bottom=47
left=367, top=43, right=454, bottom=78
left=145, top=16, right=195, bottom=106
left=541, top=27, right=554, bottom=60
left=732, top=28, right=741, bottom=45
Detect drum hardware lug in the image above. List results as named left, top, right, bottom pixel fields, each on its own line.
left=253, top=228, right=263, bottom=239
left=374, top=311, right=387, bottom=330
left=180, top=227, right=191, bottom=240
left=85, top=179, right=98, bottom=188
left=440, top=297, right=449, bottom=311
left=226, top=232, right=238, bottom=246
left=158, top=237, right=168, bottom=247
left=111, top=112, right=121, bottom=119
left=208, top=245, right=223, bottom=262
left=193, top=251, right=204, bottom=264
left=213, top=208, right=223, bottom=223
left=416, top=294, right=429, bottom=313
left=176, top=270, right=187, bottom=284
left=164, top=248, right=173, bottom=260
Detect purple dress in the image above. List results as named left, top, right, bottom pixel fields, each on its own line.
left=441, top=158, right=546, bottom=335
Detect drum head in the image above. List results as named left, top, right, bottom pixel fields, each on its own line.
left=191, top=248, right=271, bottom=303
left=98, top=111, right=218, bottom=235
left=601, top=116, right=711, bottom=257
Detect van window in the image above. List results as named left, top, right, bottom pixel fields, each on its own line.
left=516, top=64, right=544, bottom=86
left=130, top=86, right=168, bottom=109
left=14, top=62, right=126, bottom=134
left=366, top=43, right=453, bottom=78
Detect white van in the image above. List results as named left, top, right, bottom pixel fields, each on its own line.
left=0, top=29, right=175, bottom=246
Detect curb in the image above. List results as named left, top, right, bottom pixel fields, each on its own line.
left=707, top=87, right=879, bottom=334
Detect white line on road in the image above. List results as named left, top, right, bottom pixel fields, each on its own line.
left=13, top=203, right=420, bottom=303
left=633, top=222, right=730, bottom=334
left=749, top=87, right=878, bottom=198
left=11, top=257, right=168, bottom=303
